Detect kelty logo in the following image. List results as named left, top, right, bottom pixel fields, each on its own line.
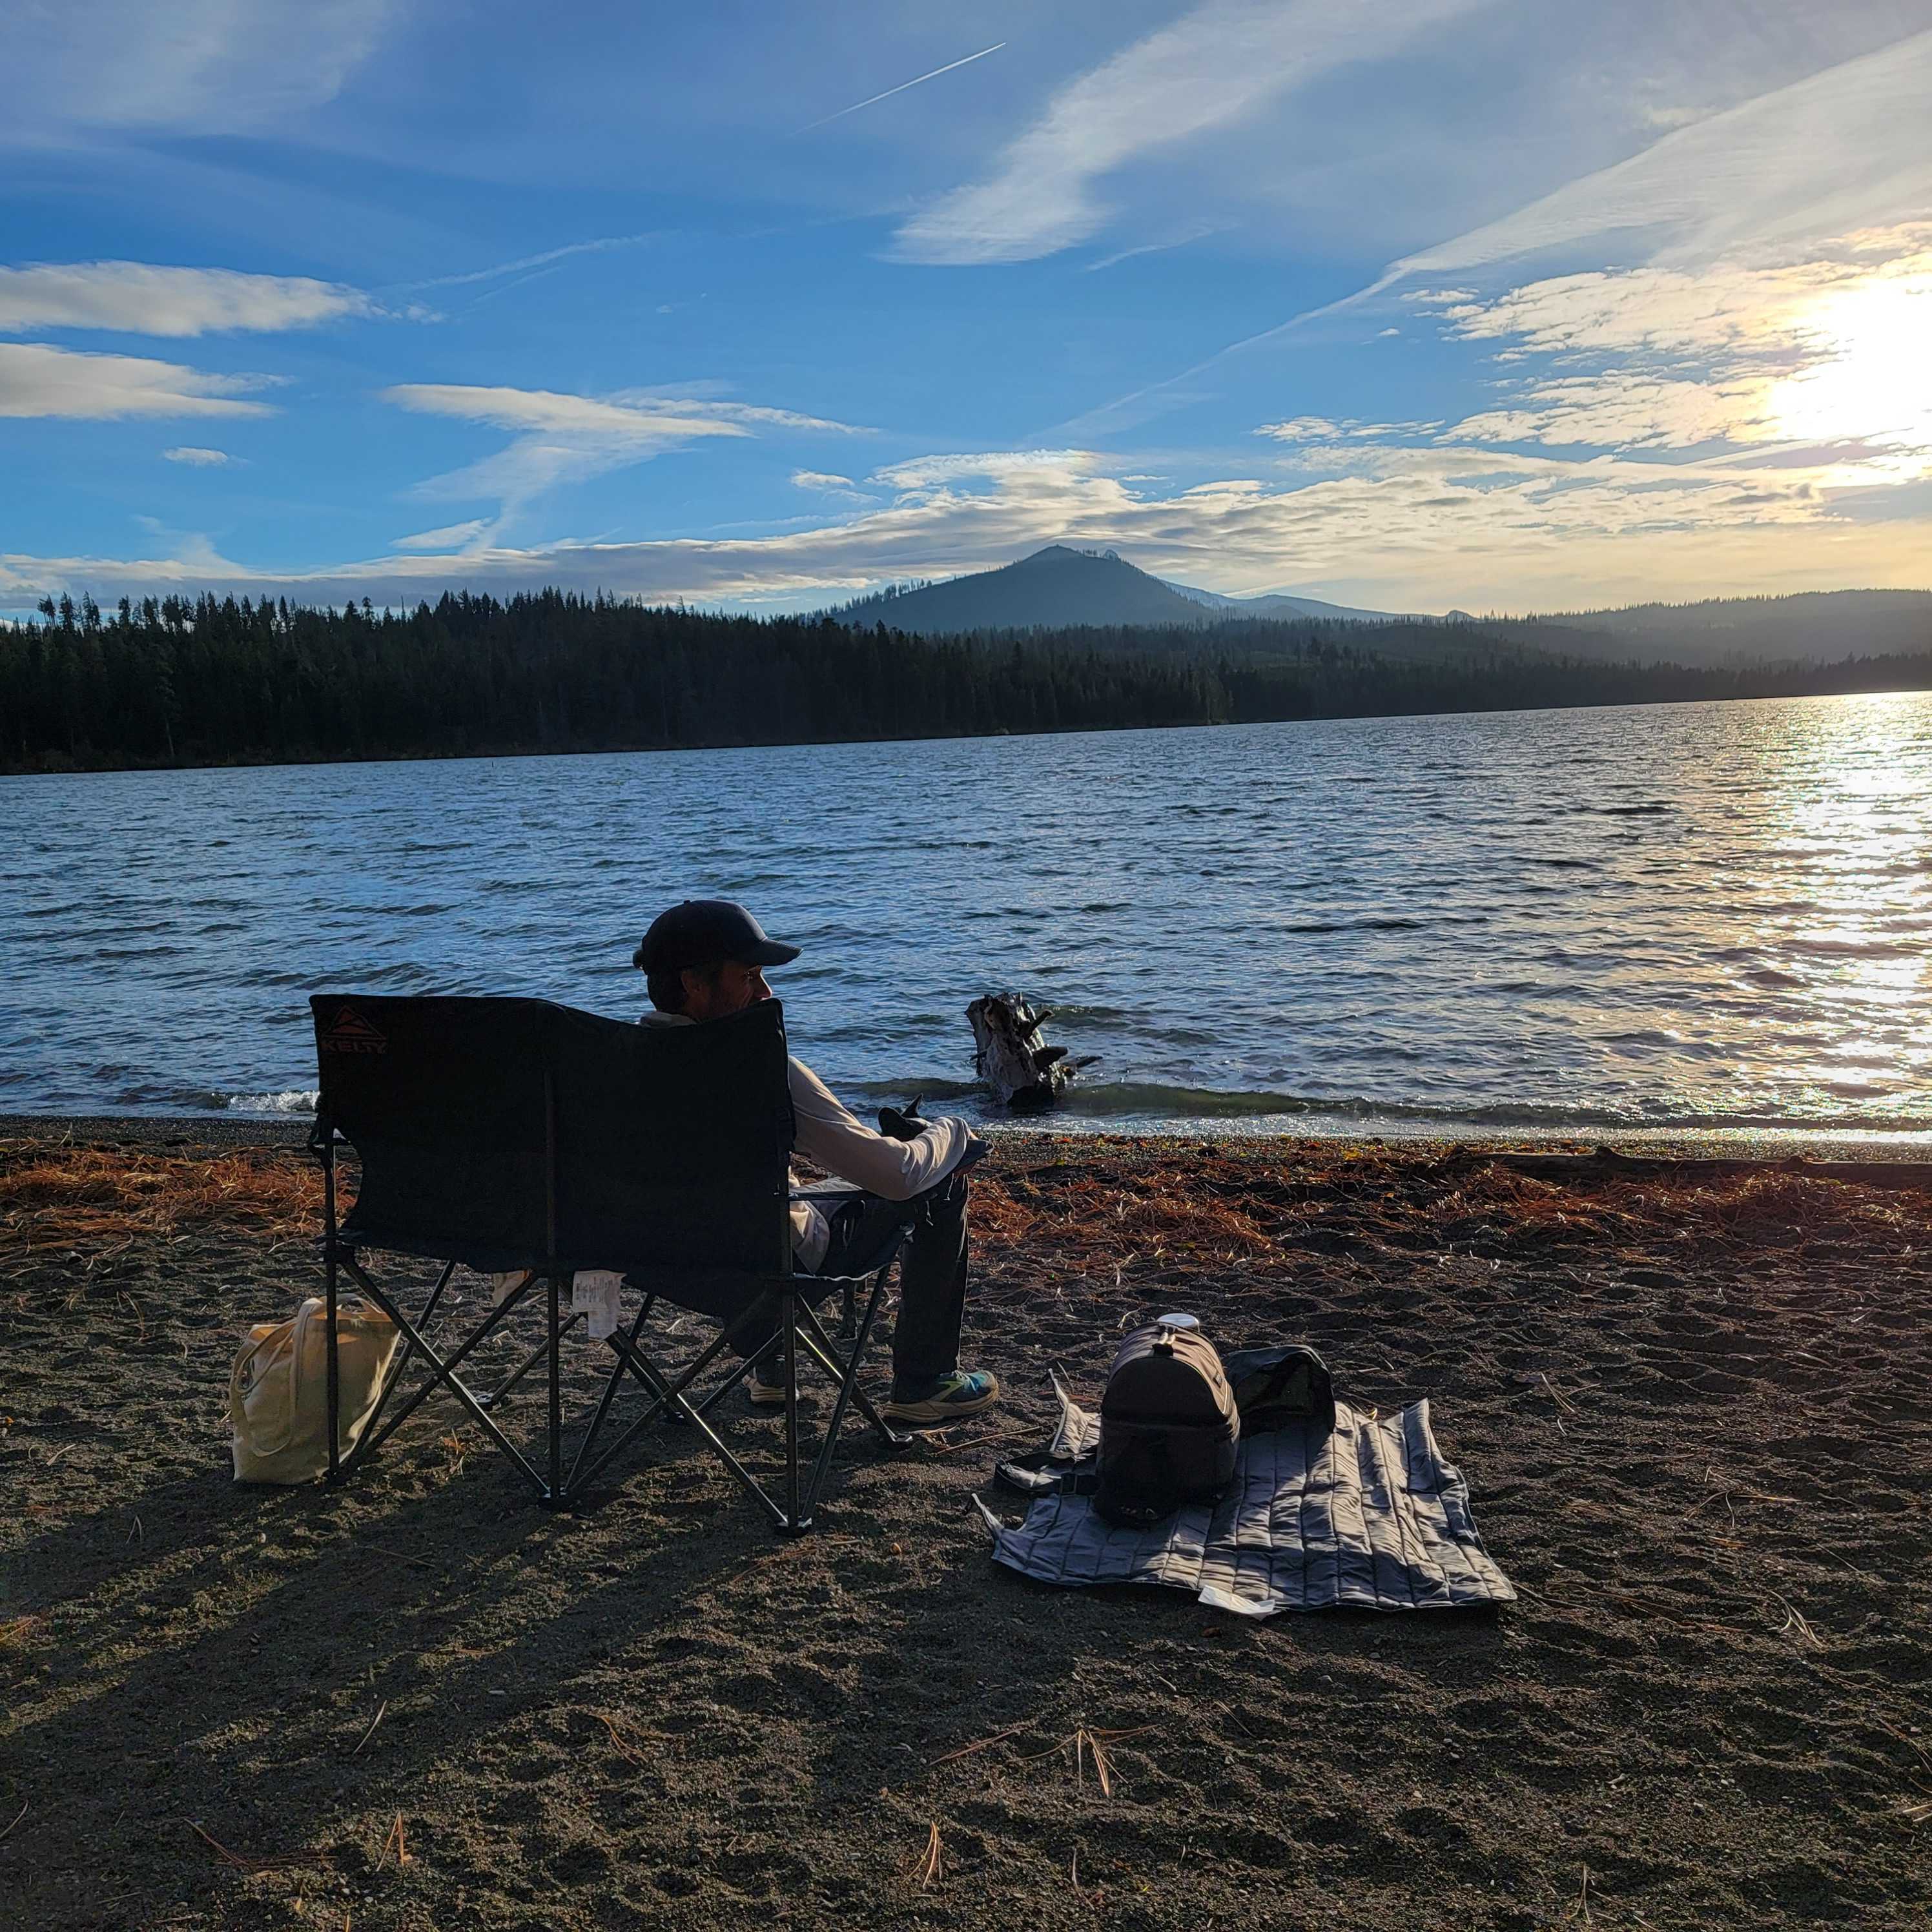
left=320, top=1006, right=387, bottom=1054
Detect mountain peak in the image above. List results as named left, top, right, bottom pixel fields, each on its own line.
left=834, top=544, right=1209, bottom=635
left=828, top=544, right=1401, bottom=635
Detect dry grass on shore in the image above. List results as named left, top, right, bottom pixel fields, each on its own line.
left=7, top=1133, right=1931, bottom=1278
left=0, top=1141, right=319, bottom=1255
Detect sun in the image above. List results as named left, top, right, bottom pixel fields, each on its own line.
left=1767, top=269, right=1932, bottom=471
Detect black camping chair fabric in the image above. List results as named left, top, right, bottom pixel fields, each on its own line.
left=308, top=992, right=909, bottom=1530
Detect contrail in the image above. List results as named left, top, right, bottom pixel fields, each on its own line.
left=401, top=234, right=663, bottom=293
left=1058, top=269, right=1408, bottom=439
left=800, top=42, right=1005, bottom=133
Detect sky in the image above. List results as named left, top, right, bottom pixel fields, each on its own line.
left=5, top=0, right=1932, bottom=619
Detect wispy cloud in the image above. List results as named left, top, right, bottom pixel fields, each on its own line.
left=0, top=262, right=376, bottom=337
left=1446, top=375, right=1778, bottom=451
left=1395, top=28, right=1932, bottom=277
left=391, top=520, right=491, bottom=551
left=7, top=0, right=393, bottom=141
left=0, top=344, right=276, bottom=420
left=162, top=446, right=232, bottom=465
left=382, top=382, right=869, bottom=528
left=1258, top=416, right=1443, bottom=444
left=799, top=42, right=1005, bottom=134
left=1424, top=228, right=1932, bottom=356
left=1419, top=227, right=1932, bottom=473
left=894, top=0, right=1483, bottom=265
left=868, top=449, right=1096, bottom=491
left=389, top=385, right=754, bottom=442
left=20, top=431, right=1931, bottom=619
left=385, top=385, right=861, bottom=440
left=1065, top=28, right=1932, bottom=438
left=792, top=469, right=877, bottom=504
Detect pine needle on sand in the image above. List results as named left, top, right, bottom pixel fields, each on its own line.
left=901, top=1821, right=942, bottom=1889
left=0, top=1145, right=325, bottom=1251
left=0, top=1615, right=41, bottom=1654
left=185, top=1820, right=324, bottom=1873
left=1014, top=1724, right=1151, bottom=1797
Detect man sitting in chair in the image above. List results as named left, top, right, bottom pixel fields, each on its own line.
left=633, top=899, right=999, bottom=1428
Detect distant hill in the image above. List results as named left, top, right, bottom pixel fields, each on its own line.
left=1160, top=579, right=1406, bottom=624
left=831, top=544, right=1403, bottom=635
left=1525, top=590, right=1932, bottom=669
left=834, top=546, right=1215, bottom=633
left=830, top=547, right=1931, bottom=670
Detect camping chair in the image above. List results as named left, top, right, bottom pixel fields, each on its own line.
left=308, top=992, right=909, bottom=1531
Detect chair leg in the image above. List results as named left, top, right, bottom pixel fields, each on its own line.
left=353, top=1266, right=533, bottom=1462
left=544, top=1270, right=564, bottom=1505
left=795, top=1280, right=908, bottom=1448
left=568, top=1315, right=752, bottom=1499
left=478, top=1308, right=584, bottom=1410
left=801, top=1261, right=908, bottom=1517
left=325, top=1244, right=342, bottom=1483
left=352, top=1259, right=458, bottom=1455
left=564, top=1264, right=907, bottom=1532
left=322, top=1135, right=341, bottom=1483
left=340, top=1259, right=551, bottom=1496
left=589, top=1331, right=790, bottom=1531
left=566, top=1294, right=656, bottom=1490
left=782, top=1293, right=803, bottom=1534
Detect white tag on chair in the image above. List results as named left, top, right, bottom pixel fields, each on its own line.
left=571, top=1271, right=623, bottom=1341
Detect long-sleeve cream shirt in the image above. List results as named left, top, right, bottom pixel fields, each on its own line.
left=641, top=1010, right=974, bottom=1269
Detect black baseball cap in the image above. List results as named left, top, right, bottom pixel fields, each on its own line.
left=632, top=899, right=801, bottom=977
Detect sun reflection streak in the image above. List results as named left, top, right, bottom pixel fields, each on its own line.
left=1745, top=695, right=1932, bottom=1116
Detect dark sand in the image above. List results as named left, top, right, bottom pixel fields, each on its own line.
left=2, top=1127, right=1928, bottom=1931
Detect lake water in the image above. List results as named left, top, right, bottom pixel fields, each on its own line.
left=5, top=692, right=1929, bottom=1146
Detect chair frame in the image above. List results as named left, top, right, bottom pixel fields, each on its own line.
left=313, top=1062, right=912, bottom=1533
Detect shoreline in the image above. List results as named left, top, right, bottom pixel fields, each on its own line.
left=8, top=1109, right=1932, bottom=1170
left=5, top=672, right=1932, bottom=783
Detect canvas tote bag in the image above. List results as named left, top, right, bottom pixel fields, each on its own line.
left=230, top=1295, right=399, bottom=1485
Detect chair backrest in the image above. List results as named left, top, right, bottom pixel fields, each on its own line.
left=310, top=994, right=795, bottom=1287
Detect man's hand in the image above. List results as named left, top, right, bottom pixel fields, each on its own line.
left=881, top=1098, right=988, bottom=1173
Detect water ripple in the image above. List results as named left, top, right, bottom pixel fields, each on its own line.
left=3, top=690, right=1929, bottom=1135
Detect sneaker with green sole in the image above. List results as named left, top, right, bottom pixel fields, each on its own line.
left=882, top=1369, right=1000, bottom=1427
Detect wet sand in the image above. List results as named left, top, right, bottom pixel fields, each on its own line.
left=2, top=1127, right=1928, bottom=1930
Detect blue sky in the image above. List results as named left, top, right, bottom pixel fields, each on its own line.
left=5, top=0, right=1931, bottom=617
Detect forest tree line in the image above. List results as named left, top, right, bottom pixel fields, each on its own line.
left=4, top=588, right=1930, bottom=774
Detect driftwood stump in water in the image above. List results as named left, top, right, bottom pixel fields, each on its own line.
left=967, top=993, right=1077, bottom=1113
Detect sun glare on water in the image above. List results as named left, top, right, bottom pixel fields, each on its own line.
left=1756, top=694, right=1932, bottom=1116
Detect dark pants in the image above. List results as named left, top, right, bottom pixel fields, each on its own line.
left=740, top=1169, right=972, bottom=1393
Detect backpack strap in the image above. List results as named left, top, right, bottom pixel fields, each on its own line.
left=992, top=1450, right=1098, bottom=1498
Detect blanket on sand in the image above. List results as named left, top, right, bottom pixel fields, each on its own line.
left=978, top=1377, right=1515, bottom=1617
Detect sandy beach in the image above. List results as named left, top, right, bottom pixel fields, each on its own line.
left=2, top=1124, right=1928, bottom=1930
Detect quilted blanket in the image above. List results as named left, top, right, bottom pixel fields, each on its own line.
left=978, top=1378, right=1516, bottom=1616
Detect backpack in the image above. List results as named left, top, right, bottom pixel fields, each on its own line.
left=1094, top=1319, right=1240, bottom=1526
left=1222, top=1344, right=1337, bottom=1437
